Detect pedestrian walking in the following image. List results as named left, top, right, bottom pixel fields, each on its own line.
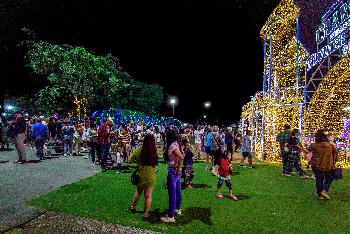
left=308, top=130, right=338, bottom=200
left=31, top=117, right=49, bottom=160
left=10, top=112, right=27, bottom=164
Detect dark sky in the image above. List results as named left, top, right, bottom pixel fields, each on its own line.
left=1, top=0, right=280, bottom=124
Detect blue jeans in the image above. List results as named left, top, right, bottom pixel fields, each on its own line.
left=98, top=144, right=109, bottom=169
left=312, top=168, right=335, bottom=196
left=90, top=142, right=98, bottom=163
left=64, top=139, right=73, bottom=155
left=117, top=163, right=122, bottom=173
left=167, top=167, right=182, bottom=218
left=35, top=138, right=45, bottom=159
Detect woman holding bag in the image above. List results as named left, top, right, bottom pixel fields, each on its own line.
left=129, top=134, right=158, bottom=219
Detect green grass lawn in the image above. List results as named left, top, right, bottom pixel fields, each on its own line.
left=28, top=162, right=350, bottom=233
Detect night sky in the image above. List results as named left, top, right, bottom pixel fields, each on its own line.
left=0, top=0, right=281, bottom=124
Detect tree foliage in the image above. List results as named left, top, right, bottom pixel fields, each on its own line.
left=24, top=38, right=164, bottom=116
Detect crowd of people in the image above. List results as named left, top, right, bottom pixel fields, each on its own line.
left=0, top=112, right=341, bottom=222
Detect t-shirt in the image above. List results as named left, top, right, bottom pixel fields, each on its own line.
left=241, top=135, right=251, bottom=152
left=168, top=142, right=180, bottom=168
left=116, top=152, right=124, bottom=164
left=184, top=150, right=194, bottom=166
left=194, top=130, right=202, bottom=144
left=31, top=123, right=48, bottom=140
left=205, top=132, right=213, bottom=147
left=219, top=158, right=230, bottom=178
left=225, top=132, right=234, bottom=145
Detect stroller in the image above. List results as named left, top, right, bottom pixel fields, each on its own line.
left=46, top=139, right=64, bottom=156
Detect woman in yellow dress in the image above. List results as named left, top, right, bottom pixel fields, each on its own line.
left=129, top=134, right=158, bottom=219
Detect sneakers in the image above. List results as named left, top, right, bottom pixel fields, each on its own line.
left=16, top=160, right=26, bottom=164
left=231, top=195, right=238, bottom=201
left=174, top=209, right=181, bottom=215
left=216, top=193, right=224, bottom=199
left=239, top=164, right=245, bottom=167
left=282, top=173, right=291, bottom=177
left=160, top=216, right=175, bottom=223
left=300, top=175, right=310, bottom=179
left=64, top=154, right=67, bottom=157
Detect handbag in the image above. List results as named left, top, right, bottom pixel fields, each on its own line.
left=334, top=165, right=343, bottom=180
left=131, top=169, right=140, bottom=185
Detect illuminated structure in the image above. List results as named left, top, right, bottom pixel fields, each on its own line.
left=242, top=0, right=350, bottom=164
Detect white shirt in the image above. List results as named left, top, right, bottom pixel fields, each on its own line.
left=116, top=152, right=124, bottom=164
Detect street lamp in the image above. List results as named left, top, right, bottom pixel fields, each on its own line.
left=203, top=101, right=211, bottom=109
left=169, top=96, right=178, bottom=117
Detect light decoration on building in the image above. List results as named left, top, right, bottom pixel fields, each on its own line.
left=242, top=0, right=308, bottom=162
left=242, top=0, right=350, bottom=166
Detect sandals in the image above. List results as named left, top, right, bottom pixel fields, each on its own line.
left=216, top=193, right=224, bottom=199
left=231, top=195, right=238, bottom=201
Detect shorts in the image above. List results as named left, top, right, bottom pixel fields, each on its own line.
left=217, top=177, right=232, bottom=190
left=242, top=152, right=252, bottom=158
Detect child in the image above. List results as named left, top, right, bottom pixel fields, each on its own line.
left=116, top=147, right=124, bottom=174
left=216, top=152, right=238, bottom=201
left=182, top=139, right=195, bottom=188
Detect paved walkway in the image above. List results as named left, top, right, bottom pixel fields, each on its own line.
left=0, top=146, right=101, bottom=232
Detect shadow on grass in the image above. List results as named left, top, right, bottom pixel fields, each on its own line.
left=223, top=194, right=251, bottom=201
left=143, top=207, right=213, bottom=226
left=0, top=160, right=9, bottom=164
left=331, top=192, right=350, bottom=201
left=191, top=184, right=212, bottom=189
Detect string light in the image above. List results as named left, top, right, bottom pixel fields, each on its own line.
left=242, top=0, right=308, bottom=162
left=242, top=0, right=350, bottom=166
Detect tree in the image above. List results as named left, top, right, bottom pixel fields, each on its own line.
left=25, top=37, right=164, bottom=118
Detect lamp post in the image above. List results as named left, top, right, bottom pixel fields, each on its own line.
left=169, top=97, right=177, bottom=117
left=203, top=101, right=211, bottom=123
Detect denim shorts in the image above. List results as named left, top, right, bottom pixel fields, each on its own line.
left=242, top=152, right=252, bottom=158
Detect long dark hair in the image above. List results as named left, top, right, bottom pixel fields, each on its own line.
left=164, top=130, right=183, bottom=163
left=140, top=134, right=158, bottom=166
left=315, top=130, right=329, bottom=143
